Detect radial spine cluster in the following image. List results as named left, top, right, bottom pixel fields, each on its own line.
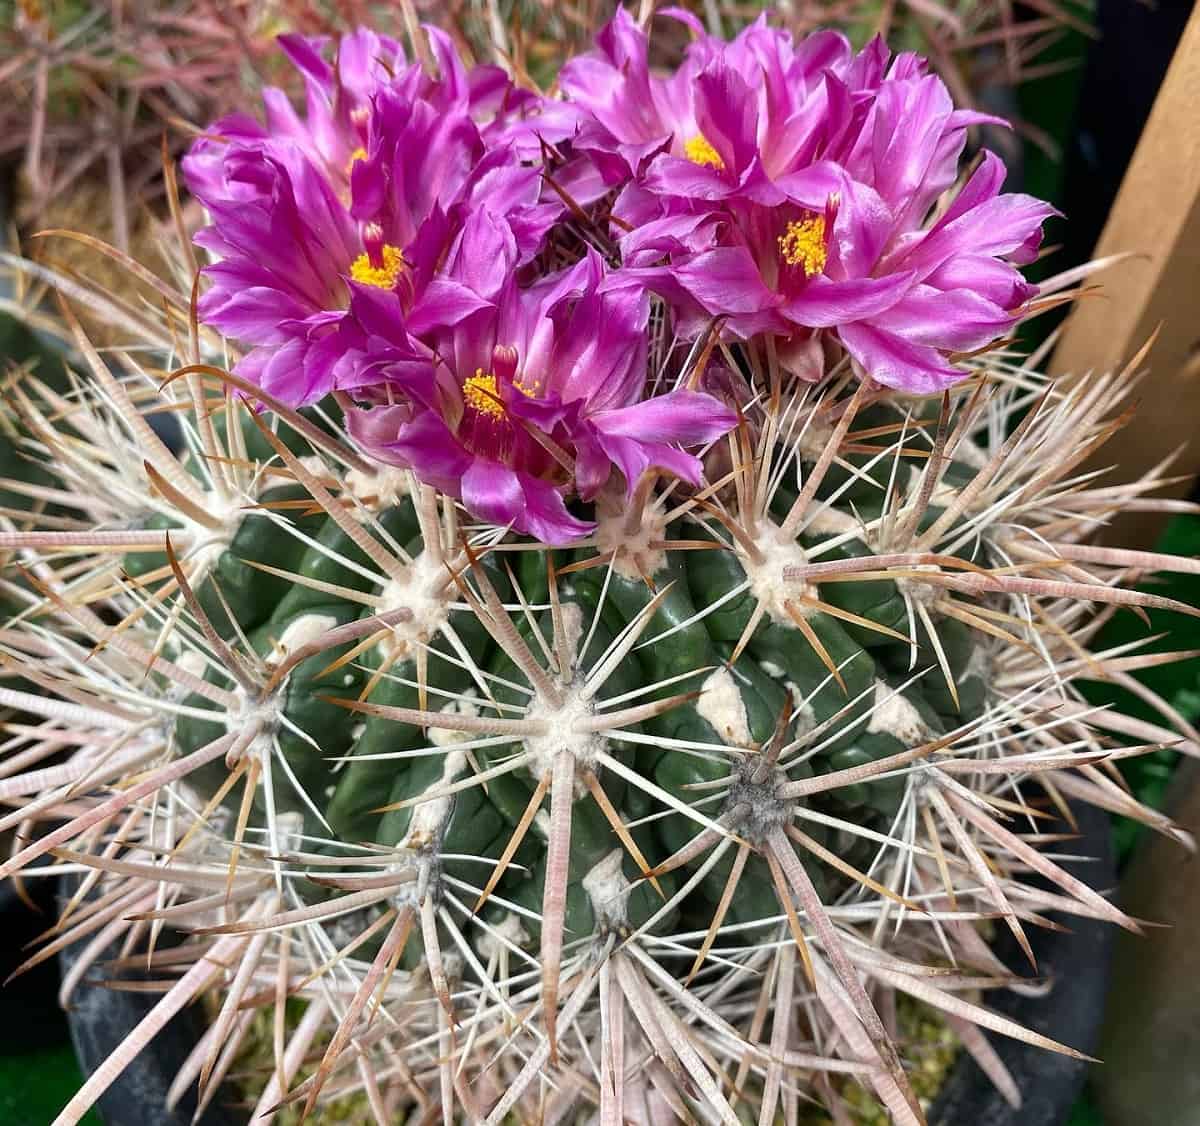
left=1, top=11, right=1199, bottom=1126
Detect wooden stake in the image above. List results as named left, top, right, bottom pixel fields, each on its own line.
left=1050, top=5, right=1200, bottom=547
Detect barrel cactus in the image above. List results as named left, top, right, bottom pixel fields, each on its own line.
left=2, top=11, right=1197, bottom=1126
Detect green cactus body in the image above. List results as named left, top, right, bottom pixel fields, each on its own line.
left=149, top=441, right=965, bottom=975
left=5, top=351, right=1192, bottom=1126
left=13, top=10, right=1200, bottom=1123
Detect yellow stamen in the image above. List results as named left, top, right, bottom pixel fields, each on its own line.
left=463, top=368, right=539, bottom=419
left=684, top=134, right=724, bottom=170
left=463, top=370, right=506, bottom=419
left=778, top=217, right=827, bottom=278
left=348, top=146, right=368, bottom=167
left=349, top=244, right=405, bottom=289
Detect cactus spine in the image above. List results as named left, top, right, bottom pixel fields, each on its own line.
left=2, top=310, right=1198, bottom=1125
left=2, top=11, right=1199, bottom=1126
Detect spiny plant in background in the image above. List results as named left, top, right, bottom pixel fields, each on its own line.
left=2, top=0, right=1089, bottom=239
left=3, top=10, right=1199, bottom=1126
left=4, top=0, right=315, bottom=236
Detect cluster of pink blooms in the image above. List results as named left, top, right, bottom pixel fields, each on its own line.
left=185, top=12, right=1054, bottom=543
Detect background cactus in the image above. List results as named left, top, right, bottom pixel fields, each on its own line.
left=2, top=0, right=1086, bottom=235
left=2, top=9, right=1198, bottom=1126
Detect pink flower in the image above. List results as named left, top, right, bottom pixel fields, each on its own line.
left=563, top=12, right=1055, bottom=393
left=345, top=246, right=736, bottom=543
left=184, top=28, right=560, bottom=407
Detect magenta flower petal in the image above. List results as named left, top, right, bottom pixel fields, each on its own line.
left=838, top=320, right=962, bottom=394
left=254, top=335, right=334, bottom=407
left=558, top=7, right=663, bottom=162
left=197, top=286, right=311, bottom=346
left=886, top=151, right=1059, bottom=278
left=772, top=161, right=850, bottom=210
left=461, top=460, right=532, bottom=529
left=404, top=280, right=496, bottom=336
left=924, top=254, right=1038, bottom=311
left=591, top=390, right=738, bottom=447
left=869, top=286, right=1016, bottom=352
left=275, top=34, right=334, bottom=85
left=462, top=461, right=594, bottom=544
left=439, top=207, right=521, bottom=303
left=585, top=389, right=737, bottom=496
left=939, top=148, right=1007, bottom=223
left=346, top=406, right=473, bottom=486
left=643, top=156, right=740, bottom=202
left=693, top=65, right=759, bottom=178
left=594, top=433, right=705, bottom=494
left=673, top=248, right=781, bottom=318
left=826, top=179, right=895, bottom=280
left=781, top=273, right=914, bottom=329
left=617, top=206, right=720, bottom=268
left=343, top=285, right=409, bottom=345
left=847, top=74, right=956, bottom=215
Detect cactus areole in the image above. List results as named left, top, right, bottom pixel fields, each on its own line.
left=1, top=12, right=1197, bottom=1126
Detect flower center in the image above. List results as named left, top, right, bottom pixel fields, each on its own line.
left=463, top=370, right=506, bottom=419
left=350, top=243, right=405, bottom=289
left=348, top=146, right=368, bottom=167
left=462, top=367, right=538, bottom=420
left=684, top=134, right=724, bottom=170
left=778, top=217, right=827, bottom=277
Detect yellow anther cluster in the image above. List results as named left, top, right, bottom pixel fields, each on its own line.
left=349, top=243, right=405, bottom=289
left=684, top=134, right=724, bottom=170
left=463, top=370, right=505, bottom=419
left=777, top=217, right=827, bottom=277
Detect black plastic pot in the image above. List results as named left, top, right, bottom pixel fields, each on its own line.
left=57, top=800, right=1114, bottom=1125
left=929, top=798, right=1115, bottom=1126
left=57, top=888, right=239, bottom=1126
left=0, top=867, right=71, bottom=1054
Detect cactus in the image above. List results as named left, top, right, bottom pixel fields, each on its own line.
left=3, top=12, right=1199, bottom=1126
